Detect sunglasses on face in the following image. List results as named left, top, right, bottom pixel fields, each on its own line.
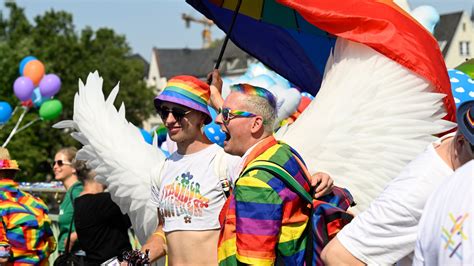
left=156, top=107, right=192, bottom=121
left=52, top=160, right=71, bottom=168
left=219, top=107, right=256, bottom=123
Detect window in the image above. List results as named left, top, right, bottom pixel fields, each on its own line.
left=459, top=41, right=470, bottom=56
left=463, top=23, right=466, bottom=31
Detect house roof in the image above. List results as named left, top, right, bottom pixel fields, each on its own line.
left=129, top=53, right=150, bottom=78
left=434, top=11, right=463, bottom=57
left=153, top=41, right=252, bottom=79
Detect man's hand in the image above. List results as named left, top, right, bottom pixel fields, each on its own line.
left=207, top=70, right=224, bottom=110
left=311, top=172, right=334, bottom=198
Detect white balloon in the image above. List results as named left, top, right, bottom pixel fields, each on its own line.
left=247, top=74, right=276, bottom=89
left=411, top=5, right=440, bottom=34
left=266, top=85, right=301, bottom=127
left=245, top=62, right=271, bottom=78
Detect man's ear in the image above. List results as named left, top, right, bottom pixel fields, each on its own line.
left=250, top=116, right=264, bottom=134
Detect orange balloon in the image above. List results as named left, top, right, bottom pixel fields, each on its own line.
left=23, top=60, right=45, bottom=86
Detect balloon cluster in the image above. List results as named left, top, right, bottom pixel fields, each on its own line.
left=203, top=62, right=314, bottom=146
left=0, top=56, right=64, bottom=148
left=13, top=56, right=63, bottom=120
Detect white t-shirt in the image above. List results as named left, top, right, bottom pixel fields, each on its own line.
left=337, top=137, right=454, bottom=265
left=413, top=160, right=473, bottom=266
left=150, top=144, right=241, bottom=232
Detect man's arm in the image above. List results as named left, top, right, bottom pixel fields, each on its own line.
left=208, top=70, right=224, bottom=110
left=140, top=211, right=166, bottom=262
left=321, top=237, right=365, bottom=266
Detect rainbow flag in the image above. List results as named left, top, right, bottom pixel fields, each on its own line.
left=187, top=0, right=455, bottom=121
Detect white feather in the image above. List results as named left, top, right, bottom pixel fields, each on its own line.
left=276, top=39, right=455, bottom=213
left=54, top=71, right=165, bottom=244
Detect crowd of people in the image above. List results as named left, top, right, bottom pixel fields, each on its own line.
left=2, top=67, right=472, bottom=266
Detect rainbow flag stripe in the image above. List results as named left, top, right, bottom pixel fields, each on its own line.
left=218, top=136, right=310, bottom=265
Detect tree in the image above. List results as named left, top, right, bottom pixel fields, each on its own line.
left=0, top=3, right=155, bottom=182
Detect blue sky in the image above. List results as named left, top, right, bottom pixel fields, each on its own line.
left=3, top=0, right=473, bottom=62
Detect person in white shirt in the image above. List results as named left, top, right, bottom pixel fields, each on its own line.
left=321, top=100, right=474, bottom=265
left=141, top=75, right=241, bottom=265
left=142, top=73, right=335, bottom=265
left=413, top=100, right=474, bottom=266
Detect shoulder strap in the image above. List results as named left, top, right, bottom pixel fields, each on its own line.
left=64, top=190, right=75, bottom=255
left=214, top=148, right=231, bottom=198
left=242, top=160, right=313, bottom=204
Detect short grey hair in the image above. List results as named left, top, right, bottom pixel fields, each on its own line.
left=230, top=84, right=277, bottom=132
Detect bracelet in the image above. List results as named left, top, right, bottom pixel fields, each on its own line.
left=153, top=231, right=167, bottom=244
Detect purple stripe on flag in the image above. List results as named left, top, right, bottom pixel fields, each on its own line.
left=236, top=217, right=281, bottom=236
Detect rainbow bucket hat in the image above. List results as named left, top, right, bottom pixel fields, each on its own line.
left=154, top=75, right=212, bottom=124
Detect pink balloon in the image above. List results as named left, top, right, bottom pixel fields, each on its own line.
left=39, top=74, right=61, bottom=97
left=13, top=76, right=35, bottom=101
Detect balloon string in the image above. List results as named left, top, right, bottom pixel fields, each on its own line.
left=2, top=106, right=30, bottom=148
left=14, top=117, right=40, bottom=135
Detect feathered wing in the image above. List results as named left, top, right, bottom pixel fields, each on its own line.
left=53, top=71, right=165, bottom=244
left=276, top=39, right=455, bottom=213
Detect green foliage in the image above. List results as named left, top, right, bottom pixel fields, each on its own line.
left=0, top=3, right=155, bottom=182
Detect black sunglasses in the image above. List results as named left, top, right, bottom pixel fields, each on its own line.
left=156, top=107, right=192, bottom=121
left=52, top=160, right=71, bottom=168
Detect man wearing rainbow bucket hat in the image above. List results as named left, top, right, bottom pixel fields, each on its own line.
left=140, top=75, right=242, bottom=265
left=0, top=148, right=56, bottom=264
left=115, top=74, right=335, bottom=264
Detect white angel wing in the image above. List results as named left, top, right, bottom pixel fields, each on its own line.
left=276, top=39, right=455, bottom=213
left=54, top=71, right=165, bottom=244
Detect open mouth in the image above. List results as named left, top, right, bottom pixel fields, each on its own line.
left=224, top=131, right=231, bottom=141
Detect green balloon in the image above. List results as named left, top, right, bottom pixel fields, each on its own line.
left=455, top=59, right=474, bottom=79
left=39, top=99, right=62, bottom=121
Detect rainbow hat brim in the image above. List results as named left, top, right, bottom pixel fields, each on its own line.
left=457, top=100, right=474, bottom=146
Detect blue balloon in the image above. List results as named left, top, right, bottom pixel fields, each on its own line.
left=204, top=106, right=226, bottom=146
left=140, top=128, right=153, bottom=144
left=204, top=123, right=226, bottom=147
left=31, top=87, right=47, bottom=108
left=0, top=101, right=13, bottom=124
left=19, top=56, right=37, bottom=76
left=208, top=105, right=218, bottom=119
left=448, top=69, right=474, bottom=109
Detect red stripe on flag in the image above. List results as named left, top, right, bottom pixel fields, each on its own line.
left=279, top=0, right=456, bottom=122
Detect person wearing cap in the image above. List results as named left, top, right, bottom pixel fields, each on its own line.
left=413, top=100, right=474, bottom=266
left=322, top=100, right=474, bottom=265
left=141, top=75, right=243, bottom=265
left=0, top=148, right=56, bottom=264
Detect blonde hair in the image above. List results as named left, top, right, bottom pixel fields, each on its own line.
left=56, top=147, right=77, bottom=162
